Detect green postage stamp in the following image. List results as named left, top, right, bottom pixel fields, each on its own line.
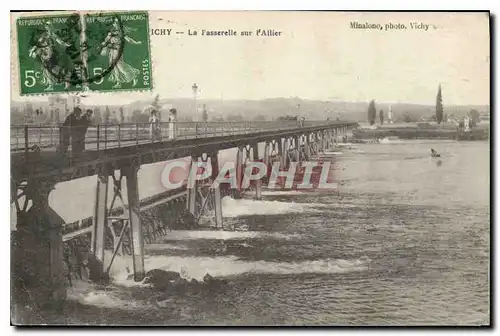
left=16, top=11, right=152, bottom=95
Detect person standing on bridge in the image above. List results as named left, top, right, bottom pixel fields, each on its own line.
left=149, top=110, right=160, bottom=141
left=59, top=107, right=82, bottom=154
left=168, top=108, right=177, bottom=139
left=72, top=109, right=92, bottom=154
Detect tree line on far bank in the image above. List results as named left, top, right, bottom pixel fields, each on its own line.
left=367, top=84, right=483, bottom=126
left=367, top=100, right=385, bottom=126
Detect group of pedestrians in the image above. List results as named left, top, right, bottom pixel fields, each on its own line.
left=59, top=107, right=92, bottom=155
left=58, top=106, right=179, bottom=155
left=149, top=108, right=177, bottom=141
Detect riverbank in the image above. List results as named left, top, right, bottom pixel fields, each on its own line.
left=353, top=124, right=489, bottom=141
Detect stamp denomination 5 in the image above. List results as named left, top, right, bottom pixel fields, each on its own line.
left=17, top=14, right=83, bottom=94
left=85, top=11, right=152, bottom=92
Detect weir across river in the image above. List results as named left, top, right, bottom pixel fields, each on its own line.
left=10, top=120, right=358, bottom=306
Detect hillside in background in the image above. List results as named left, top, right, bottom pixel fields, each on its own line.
left=126, top=97, right=490, bottom=122
left=11, top=97, right=490, bottom=123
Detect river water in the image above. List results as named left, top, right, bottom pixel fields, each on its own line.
left=18, top=139, right=490, bottom=325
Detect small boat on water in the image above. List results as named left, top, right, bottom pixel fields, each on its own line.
left=431, top=148, right=441, bottom=157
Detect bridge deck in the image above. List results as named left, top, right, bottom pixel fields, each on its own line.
left=11, top=120, right=357, bottom=182
left=11, top=121, right=307, bottom=153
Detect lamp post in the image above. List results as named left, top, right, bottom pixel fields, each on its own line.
left=202, top=104, right=208, bottom=122
left=192, top=83, right=198, bottom=119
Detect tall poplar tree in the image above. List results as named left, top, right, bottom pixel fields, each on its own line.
left=436, top=84, right=443, bottom=124
left=368, top=100, right=377, bottom=125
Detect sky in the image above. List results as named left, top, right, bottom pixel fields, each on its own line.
left=10, top=11, right=490, bottom=106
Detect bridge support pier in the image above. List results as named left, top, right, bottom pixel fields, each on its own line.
left=252, top=145, right=262, bottom=200
left=283, top=138, right=291, bottom=169
left=254, top=142, right=260, bottom=161
left=187, top=156, right=198, bottom=213
left=263, top=141, right=270, bottom=169
left=90, top=172, right=109, bottom=282
left=262, top=141, right=271, bottom=186
left=294, top=136, right=301, bottom=162
left=123, top=164, right=145, bottom=281
left=297, top=135, right=304, bottom=162
left=278, top=138, right=286, bottom=169
left=309, top=132, right=318, bottom=158
left=233, top=147, right=244, bottom=199
left=318, top=131, right=323, bottom=153
left=313, top=133, right=319, bottom=156
left=12, top=179, right=66, bottom=308
left=304, top=133, right=311, bottom=161
left=286, top=138, right=292, bottom=167
left=210, top=152, right=223, bottom=228
left=309, top=133, right=314, bottom=157
left=322, top=131, right=328, bottom=151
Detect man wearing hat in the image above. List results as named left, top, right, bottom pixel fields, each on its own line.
left=73, top=109, right=93, bottom=153
left=59, top=107, right=82, bottom=154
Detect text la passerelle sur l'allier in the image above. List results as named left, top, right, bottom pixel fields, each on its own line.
left=151, top=28, right=282, bottom=37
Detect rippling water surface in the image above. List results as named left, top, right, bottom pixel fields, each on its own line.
left=47, top=140, right=491, bottom=325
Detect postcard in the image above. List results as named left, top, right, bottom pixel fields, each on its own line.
left=10, top=10, right=490, bottom=326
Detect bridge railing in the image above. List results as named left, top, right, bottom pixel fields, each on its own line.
left=10, top=120, right=335, bottom=153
